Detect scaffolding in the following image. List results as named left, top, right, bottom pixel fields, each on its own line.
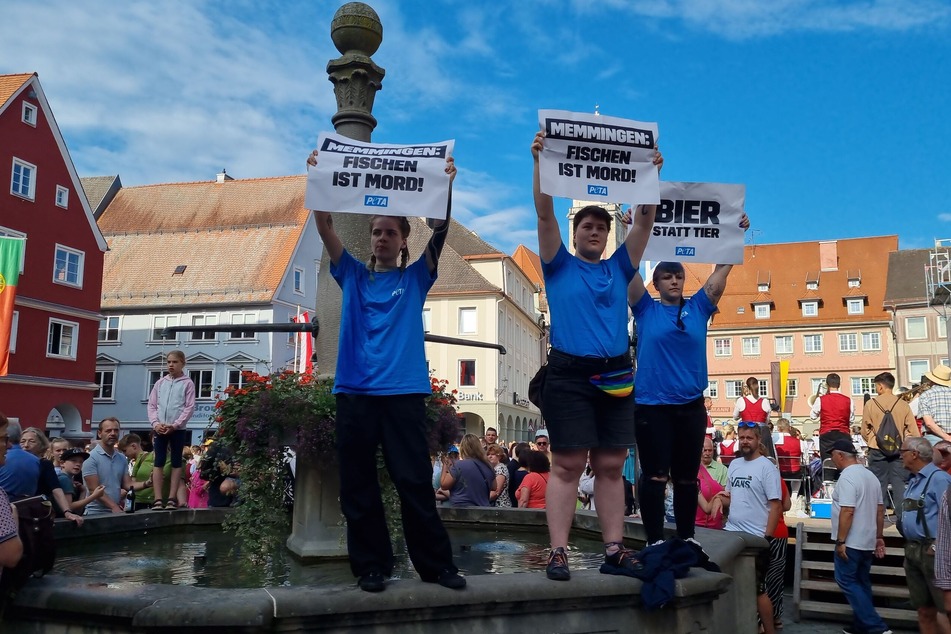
left=925, top=239, right=951, bottom=362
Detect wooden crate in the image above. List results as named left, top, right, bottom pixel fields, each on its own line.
left=792, top=522, right=917, bottom=628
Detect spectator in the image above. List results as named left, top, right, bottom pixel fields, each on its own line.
left=774, top=419, right=804, bottom=481
left=517, top=450, right=551, bottom=509
left=147, top=349, right=196, bottom=510
left=118, top=433, right=170, bottom=511
left=810, top=373, right=855, bottom=460
left=47, top=437, right=69, bottom=471
left=187, top=440, right=211, bottom=509
left=82, top=418, right=132, bottom=515
left=486, top=444, right=511, bottom=508
left=719, top=424, right=738, bottom=468
left=696, top=437, right=727, bottom=530
left=19, top=427, right=83, bottom=525
left=919, top=365, right=951, bottom=445
left=507, top=442, right=531, bottom=507
left=936, top=442, right=951, bottom=476
left=482, top=427, right=498, bottom=449
left=199, top=438, right=238, bottom=508
left=57, top=448, right=104, bottom=515
left=0, top=413, right=23, bottom=575
left=862, top=371, right=919, bottom=511
left=440, top=434, right=495, bottom=508
left=0, top=421, right=39, bottom=499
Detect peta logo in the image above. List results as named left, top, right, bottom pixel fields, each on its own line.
left=364, top=195, right=389, bottom=207
left=391, top=288, right=404, bottom=298
left=675, top=246, right=696, bottom=257
left=587, top=185, right=608, bottom=196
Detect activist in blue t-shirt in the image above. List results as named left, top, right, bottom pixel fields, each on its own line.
left=628, top=212, right=750, bottom=548
left=308, top=150, right=464, bottom=594
left=530, top=130, right=663, bottom=583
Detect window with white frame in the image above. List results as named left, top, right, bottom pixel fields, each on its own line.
left=55, top=185, right=69, bottom=209
left=11, top=158, right=36, bottom=200
left=905, top=316, right=927, bottom=340
left=228, top=369, right=251, bottom=389
left=190, top=314, right=218, bottom=341
left=146, top=370, right=164, bottom=396
left=846, top=299, right=864, bottom=315
left=9, top=311, right=17, bottom=354
left=802, top=301, right=818, bottom=317
left=742, top=336, right=761, bottom=355
left=293, top=267, right=305, bottom=295
left=861, top=331, right=881, bottom=351
left=229, top=313, right=256, bottom=340
left=803, top=334, right=823, bottom=353
left=811, top=378, right=825, bottom=395
left=422, top=308, right=432, bottom=333
left=459, top=359, right=476, bottom=386
left=774, top=335, right=793, bottom=355
left=758, top=379, right=769, bottom=398
left=848, top=278, right=861, bottom=288
left=806, top=281, right=819, bottom=291
left=757, top=283, right=769, bottom=292
left=754, top=304, right=770, bottom=319
left=21, top=102, right=36, bottom=126
left=0, top=228, right=26, bottom=273
left=851, top=377, right=874, bottom=396
left=939, top=317, right=948, bottom=339
left=714, top=337, right=732, bottom=357
left=53, top=245, right=84, bottom=287
left=458, top=307, right=477, bottom=334
left=909, top=360, right=930, bottom=382
left=786, top=379, right=799, bottom=397
left=47, top=318, right=78, bottom=359
left=725, top=380, right=744, bottom=399
left=151, top=315, right=179, bottom=341
left=94, top=369, right=115, bottom=400
left=839, top=333, right=858, bottom=352
left=98, top=316, right=120, bottom=342
left=706, top=381, right=719, bottom=398
left=189, top=369, right=215, bottom=399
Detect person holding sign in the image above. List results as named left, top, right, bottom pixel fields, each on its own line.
left=627, top=215, right=749, bottom=548
left=530, top=130, right=663, bottom=582
left=306, top=150, right=465, bottom=593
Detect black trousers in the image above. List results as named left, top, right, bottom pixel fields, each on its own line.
left=335, top=393, right=456, bottom=581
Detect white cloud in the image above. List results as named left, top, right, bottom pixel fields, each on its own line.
left=938, top=213, right=951, bottom=222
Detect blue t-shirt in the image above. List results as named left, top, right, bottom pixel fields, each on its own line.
left=331, top=249, right=434, bottom=395
left=632, top=288, right=716, bottom=405
left=542, top=243, right=637, bottom=358
left=448, top=459, right=495, bottom=507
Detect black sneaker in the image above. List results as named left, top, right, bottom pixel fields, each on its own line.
left=432, top=568, right=466, bottom=589
left=358, top=571, right=385, bottom=592
left=546, top=547, right=570, bottom=581
left=604, top=546, right=643, bottom=573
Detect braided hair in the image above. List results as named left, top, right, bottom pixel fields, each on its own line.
left=367, top=215, right=411, bottom=279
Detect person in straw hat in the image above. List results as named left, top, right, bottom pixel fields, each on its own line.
left=919, top=364, right=951, bottom=446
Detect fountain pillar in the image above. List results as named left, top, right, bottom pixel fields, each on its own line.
left=287, top=2, right=385, bottom=561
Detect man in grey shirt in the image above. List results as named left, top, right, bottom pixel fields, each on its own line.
left=82, top=417, right=132, bottom=515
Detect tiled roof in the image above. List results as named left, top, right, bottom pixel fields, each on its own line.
left=80, top=175, right=120, bottom=215
left=445, top=221, right=502, bottom=256
left=884, top=248, right=930, bottom=305
left=98, top=176, right=311, bottom=309
left=672, top=236, right=897, bottom=328
left=750, top=293, right=774, bottom=306
left=0, top=73, right=32, bottom=106
left=512, top=245, right=544, bottom=289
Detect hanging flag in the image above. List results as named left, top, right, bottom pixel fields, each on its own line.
left=0, top=237, right=25, bottom=376
left=297, top=311, right=313, bottom=375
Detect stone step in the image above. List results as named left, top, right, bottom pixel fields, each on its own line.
left=797, top=599, right=918, bottom=628
left=799, top=578, right=909, bottom=599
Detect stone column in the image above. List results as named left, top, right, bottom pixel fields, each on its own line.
left=287, top=2, right=385, bottom=562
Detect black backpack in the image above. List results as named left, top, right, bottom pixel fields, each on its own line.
left=874, top=398, right=901, bottom=458
left=0, top=495, right=56, bottom=611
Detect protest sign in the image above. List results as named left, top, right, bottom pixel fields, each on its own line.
left=640, top=181, right=746, bottom=265
left=304, top=133, right=455, bottom=220
left=537, top=109, right=659, bottom=205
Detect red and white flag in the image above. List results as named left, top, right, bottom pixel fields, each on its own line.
left=295, top=311, right=313, bottom=375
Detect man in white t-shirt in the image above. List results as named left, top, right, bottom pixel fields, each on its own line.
left=830, top=439, right=891, bottom=634
left=722, top=421, right=782, bottom=634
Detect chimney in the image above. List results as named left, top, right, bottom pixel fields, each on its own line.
left=819, top=240, right=838, bottom=272
left=216, top=168, right=234, bottom=183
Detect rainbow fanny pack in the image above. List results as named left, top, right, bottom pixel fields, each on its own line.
left=589, top=368, right=634, bottom=398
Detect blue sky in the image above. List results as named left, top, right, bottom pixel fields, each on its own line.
left=2, top=1, right=948, bottom=255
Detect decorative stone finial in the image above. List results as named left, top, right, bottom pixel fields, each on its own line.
left=331, top=3, right=383, bottom=57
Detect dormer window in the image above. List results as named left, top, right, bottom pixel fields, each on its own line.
left=847, top=269, right=861, bottom=288
left=805, top=271, right=819, bottom=291
left=756, top=271, right=770, bottom=293
left=757, top=283, right=769, bottom=292
left=806, top=281, right=818, bottom=291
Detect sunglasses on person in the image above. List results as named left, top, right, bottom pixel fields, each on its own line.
left=737, top=421, right=759, bottom=429
left=535, top=440, right=549, bottom=446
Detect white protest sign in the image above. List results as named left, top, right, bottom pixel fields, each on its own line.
left=304, top=133, right=455, bottom=220
left=537, top=109, right=659, bottom=205
left=640, top=181, right=746, bottom=265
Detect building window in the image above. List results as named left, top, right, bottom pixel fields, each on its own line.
left=229, top=313, right=256, bottom=340
left=21, top=102, right=37, bottom=126
left=846, top=299, right=864, bottom=315
left=861, top=332, right=881, bottom=351
left=189, top=369, right=215, bottom=399
left=422, top=308, right=431, bottom=333
left=714, top=338, right=732, bottom=357
left=94, top=370, right=115, bottom=400
left=228, top=369, right=251, bottom=389
left=839, top=333, right=858, bottom=352
left=9, top=311, right=18, bottom=354
left=786, top=379, right=798, bottom=398
left=151, top=315, right=179, bottom=341
left=293, top=267, right=305, bottom=295
left=55, top=185, right=69, bottom=209
left=803, top=334, right=823, bottom=353
left=806, top=281, right=819, bottom=291
left=851, top=377, right=874, bottom=396
left=190, top=314, right=218, bottom=341
left=705, top=381, right=718, bottom=398
left=459, top=307, right=477, bottom=335
left=47, top=318, right=78, bottom=359
left=802, top=301, right=818, bottom=317
left=459, top=359, right=476, bottom=386
left=909, top=359, right=929, bottom=382
left=53, top=245, right=84, bottom=288
left=939, top=317, right=948, bottom=340
left=11, top=158, right=36, bottom=200
left=811, top=378, right=825, bottom=395
left=848, top=278, right=861, bottom=288
left=146, top=370, right=164, bottom=396
left=0, top=227, right=26, bottom=273
left=742, top=336, right=761, bottom=355
left=725, top=380, right=743, bottom=399
left=754, top=304, right=770, bottom=319
left=905, top=316, right=927, bottom=340
left=774, top=335, right=793, bottom=355
left=98, top=316, right=120, bottom=342
left=757, top=283, right=769, bottom=292
left=758, top=379, right=769, bottom=398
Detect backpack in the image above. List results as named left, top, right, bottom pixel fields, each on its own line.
left=0, top=495, right=56, bottom=612
left=874, top=398, right=901, bottom=458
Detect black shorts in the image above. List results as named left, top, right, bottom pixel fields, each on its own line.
left=541, top=348, right=635, bottom=451
left=756, top=540, right=773, bottom=595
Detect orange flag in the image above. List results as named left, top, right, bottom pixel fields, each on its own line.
left=0, top=237, right=25, bottom=376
